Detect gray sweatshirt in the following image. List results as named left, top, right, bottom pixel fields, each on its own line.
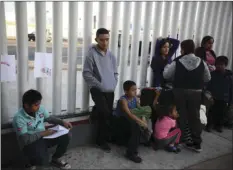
left=163, top=53, right=211, bottom=82
left=82, top=44, right=118, bottom=92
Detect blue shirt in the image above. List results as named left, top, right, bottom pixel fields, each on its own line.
left=12, top=105, right=50, bottom=136
left=114, top=95, right=137, bottom=117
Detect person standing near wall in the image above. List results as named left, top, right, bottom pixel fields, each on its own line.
left=195, top=36, right=217, bottom=72
left=83, top=28, right=118, bottom=152
left=163, top=40, right=211, bottom=152
left=150, top=37, right=180, bottom=88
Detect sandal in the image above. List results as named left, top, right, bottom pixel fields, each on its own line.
left=51, top=159, right=71, bottom=169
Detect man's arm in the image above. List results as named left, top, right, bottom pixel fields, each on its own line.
left=203, top=61, right=211, bottom=82
left=120, top=99, right=147, bottom=128
left=168, top=38, right=180, bottom=61
left=82, top=53, right=103, bottom=91
left=163, top=61, right=176, bottom=80
left=111, top=53, right=119, bottom=83
left=14, top=117, right=42, bottom=146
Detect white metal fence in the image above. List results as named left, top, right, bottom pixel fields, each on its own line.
left=0, top=1, right=232, bottom=125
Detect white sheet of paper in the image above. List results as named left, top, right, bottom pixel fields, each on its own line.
left=34, top=52, right=53, bottom=78
left=43, top=125, right=69, bottom=139
left=1, top=55, right=16, bottom=82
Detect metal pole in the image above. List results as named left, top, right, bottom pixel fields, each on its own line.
left=185, top=2, right=198, bottom=39
left=67, top=2, right=78, bottom=114
left=15, top=2, right=28, bottom=109
left=0, top=2, right=8, bottom=124
left=147, top=2, right=163, bottom=87
left=81, top=2, right=93, bottom=111
left=129, top=2, right=142, bottom=82
left=206, top=2, right=218, bottom=36
left=109, top=2, right=121, bottom=100
left=109, top=2, right=120, bottom=63
left=35, top=2, right=46, bottom=103
left=223, top=2, right=232, bottom=55
left=170, top=2, right=182, bottom=39
left=161, top=2, right=172, bottom=37
left=139, top=2, right=153, bottom=88
left=213, top=2, right=225, bottom=54
left=224, top=10, right=232, bottom=67
left=98, top=2, right=107, bottom=28
left=52, top=2, right=63, bottom=115
left=219, top=2, right=229, bottom=57
left=194, top=2, right=206, bottom=46
left=117, top=2, right=132, bottom=97
left=179, top=2, right=191, bottom=41
left=201, top=2, right=213, bottom=37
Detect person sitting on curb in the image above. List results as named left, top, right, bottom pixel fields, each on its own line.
left=12, top=89, right=73, bottom=170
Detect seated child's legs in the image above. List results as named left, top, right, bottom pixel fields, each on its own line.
left=126, top=118, right=141, bottom=155
left=153, top=128, right=181, bottom=153
left=45, top=133, right=71, bottom=160
left=164, top=128, right=181, bottom=144
left=23, top=138, right=50, bottom=166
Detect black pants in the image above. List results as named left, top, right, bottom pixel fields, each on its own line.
left=173, top=89, right=202, bottom=145
left=207, top=100, right=228, bottom=128
left=90, top=88, right=114, bottom=145
left=23, top=134, right=70, bottom=166
left=112, top=116, right=141, bottom=155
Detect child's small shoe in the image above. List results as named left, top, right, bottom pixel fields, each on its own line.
left=165, top=145, right=177, bottom=152
left=175, top=145, right=181, bottom=153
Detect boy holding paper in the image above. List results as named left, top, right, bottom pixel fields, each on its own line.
left=12, top=89, right=72, bottom=170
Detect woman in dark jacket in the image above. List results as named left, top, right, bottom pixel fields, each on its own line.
left=150, top=37, right=180, bottom=88
left=195, top=36, right=217, bottom=72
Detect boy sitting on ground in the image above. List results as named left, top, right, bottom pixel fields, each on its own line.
left=112, top=81, right=150, bottom=163
left=12, top=89, right=72, bottom=170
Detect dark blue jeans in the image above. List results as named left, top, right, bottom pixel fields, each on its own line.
left=23, top=134, right=70, bottom=166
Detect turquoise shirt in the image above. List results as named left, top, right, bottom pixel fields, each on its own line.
left=12, top=105, right=50, bottom=136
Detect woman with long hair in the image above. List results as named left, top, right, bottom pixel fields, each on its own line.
left=195, top=36, right=217, bottom=72
left=150, top=37, right=180, bottom=88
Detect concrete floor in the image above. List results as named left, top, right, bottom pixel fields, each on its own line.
left=186, top=153, right=232, bottom=169
left=2, top=128, right=232, bottom=170
left=53, top=128, right=232, bottom=169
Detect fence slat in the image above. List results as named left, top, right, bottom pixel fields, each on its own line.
left=35, top=2, right=47, bottom=106
left=52, top=2, right=63, bottom=115
left=147, top=2, right=163, bottom=87
left=129, top=2, right=143, bottom=82
left=81, top=2, right=93, bottom=111
left=98, top=2, right=108, bottom=28
left=117, top=2, right=132, bottom=97
left=139, top=2, right=153, bottom=87
left=67, top=2, right=78, bottom=114
left=0, top=2, right=9, bottom=124
left=15, top=2, right=29, bottom=109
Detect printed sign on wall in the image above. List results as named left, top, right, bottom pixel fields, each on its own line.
left=34, top=52, right=53, bottom=78
left=1, top=55, right=16, bottom=82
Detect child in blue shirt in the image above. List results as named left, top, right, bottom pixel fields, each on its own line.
left=112, top=81, right=147, bottom=163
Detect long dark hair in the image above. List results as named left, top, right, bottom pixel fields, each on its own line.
left=157, top=103, right=176, bottom=121
left=157, top=38, right=171, bottom=56
left=201, top=36, right=214, bottom=47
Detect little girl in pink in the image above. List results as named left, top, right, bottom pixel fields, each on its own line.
left=153, top=103, right=181, bottom=153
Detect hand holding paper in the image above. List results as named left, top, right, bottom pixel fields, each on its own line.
left=43, top=125, right=69, bottom=139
